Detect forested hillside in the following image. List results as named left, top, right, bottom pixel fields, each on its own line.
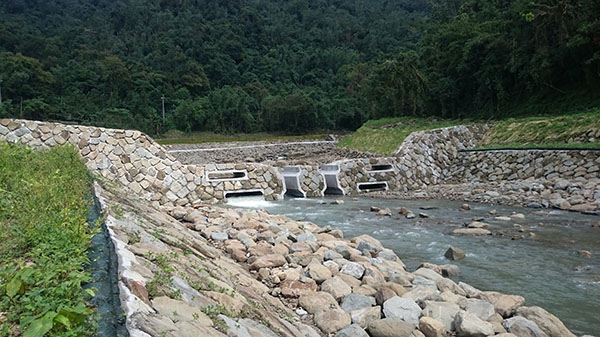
left=0, top=0, right=598, bottom=135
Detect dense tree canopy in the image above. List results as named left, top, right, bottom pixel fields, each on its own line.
left=0, top=0, right=598, bottom=134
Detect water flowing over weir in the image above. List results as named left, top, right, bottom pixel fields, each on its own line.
left=227, top=196, right=600, bottom=335
left=86, top=193, right=128, bottom=337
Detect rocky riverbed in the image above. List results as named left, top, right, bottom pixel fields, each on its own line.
left=96, top=181, right=588, bottom=337
left=368, top=177, right=600, bottom=215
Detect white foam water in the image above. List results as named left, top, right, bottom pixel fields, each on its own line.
left=226, top=195, right=279, bottom=209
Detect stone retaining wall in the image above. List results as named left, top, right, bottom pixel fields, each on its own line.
left=3, top=118, right=599, bottom=205
left=451, top=150, right=600, bottom=183
left=0, top=119, right=285, bottom=206
left=394, top=125, right=490, bottom=187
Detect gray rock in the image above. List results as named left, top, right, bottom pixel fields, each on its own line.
left=445, top=246, right=466, bottom=260
left=422, top=301, right=460, bottom=331
left=324, top=250, right=344, bottom=260
left=503, top=316, right=548, bottom=337
left=335, top=324, right=369, bottom=337
left=314, top=308, right=351, bottom=334
left=357, top=241, right=382, bottom=252
left=297, top=232, right=317, bottom=243
left=382, top=296, right=422, bottom=325
left=515, top=306, right=574, bottom=337
left=211, top=232, right=228, bottom=241
left=454, top=311, right=494, bottom=337
left=351, top=306, right=381, bottom=329
left=341, top=293, right=376, bottom=312
left=218, top=315, right=252, bottom=337
left=340, top=262, right=366, bottom=279
left=368, top=318, right=416, bottom=337
left=238, top=319, right=279, bottom=337
left=465, top=299, right=495, bottom=321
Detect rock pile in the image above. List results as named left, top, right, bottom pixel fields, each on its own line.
left=161, top=198, right=578, bottom=337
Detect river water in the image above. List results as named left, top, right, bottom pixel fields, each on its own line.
left=227, top=196, right=600, bottom=335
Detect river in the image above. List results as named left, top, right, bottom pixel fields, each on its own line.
left=227, top=196, right=600, bottom=335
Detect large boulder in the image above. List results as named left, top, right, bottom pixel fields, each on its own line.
left=249, top=254, right=286, bottom=270
left=413, top=268, right=443, bottom=281
left=314, top=308, right=351, bottom=334
left=382, top=296, right=422, bottom=325
left=419, top=316, right=446, bottom=337
left=464, top=298, right=496, bottom=321
left=335, top=324, right=369, bottom=337
left=280, top=278, right=318, bottom=298
left=444, top=246, right=466, bottom=260
left=321, top=276, right=352, bottom=300
left=516, top=306, right=576, bottom=337
left=368, top=318, right=416, bottom=337
left=298, top=291, right=338, bottom=314
left=480, top=291, right=525, bottom=317
left=341, top=293, right=376, bottom=312
left=503, top=316, right=548, bottom=337
left=454, top=311, right=494, bottom=337
left=340, top=262, right=366, bottom=279
left=422, top=301, right=460, bottom=331
left=350, top=306, right=382, bottom=329
left=308, top=263, right=332, bottom=283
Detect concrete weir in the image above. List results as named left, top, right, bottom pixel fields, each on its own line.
left=282, top=166, right=306, bottom=198
left=320, top=164, right=344, bottom=196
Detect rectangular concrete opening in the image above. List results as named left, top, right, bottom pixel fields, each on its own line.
left=225, top=190, right=263, bottom=198
left=357, top=182, right=388, bottom=192
left=207, top=170, right=247, bottom=181
left=368, top=164, right=394, bottom=172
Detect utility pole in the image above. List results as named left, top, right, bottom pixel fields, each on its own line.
left=0, top=78, right=3, bottom=104
left=161, top=95, right=166, bottom=123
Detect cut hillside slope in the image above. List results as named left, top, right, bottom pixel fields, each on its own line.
left=337, top=117, right=461, bottom=155
left=479, top=108, right=600, bottom=149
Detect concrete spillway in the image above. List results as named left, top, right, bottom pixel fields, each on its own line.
left=320, top=164, right=344, bottom=196
left=282, top=167, right=306, bottom=198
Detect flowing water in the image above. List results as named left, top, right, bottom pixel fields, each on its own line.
left=227, top=196, right=600, bottom=335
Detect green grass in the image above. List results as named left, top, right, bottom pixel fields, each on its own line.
left=156, top=130, right=324, bottom=145
left=0, top=142, right=95, bottom=337
left=480, top=108, right=600, bottom=149
left=337, top=116, right=461, bottom=155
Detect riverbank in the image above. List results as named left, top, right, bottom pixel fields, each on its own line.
left=96, top=175, right=586, bottom=337
left=366, top=176, right=600, bottom=216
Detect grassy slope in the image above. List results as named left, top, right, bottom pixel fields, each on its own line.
left=338, top=108, right=600, bottom=154
left=480, top=108, right=600, bottom=149
left=0, top=143, right=95, bottom=337
left=156, top=130, right=324, bottom=145
left=337, top=117, right=460, bottom=155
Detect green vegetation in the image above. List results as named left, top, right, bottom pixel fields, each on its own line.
left=0, top=0, right=427, bottom=135
left=0, top=143, right=95, bottom=337
left=0, top=1, right=598, bottom=135
left=340, top=108, right=600, bottom=154
left=338, top=117, right=460, bottom=155
left=480, top=109, right=600, bottom=148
